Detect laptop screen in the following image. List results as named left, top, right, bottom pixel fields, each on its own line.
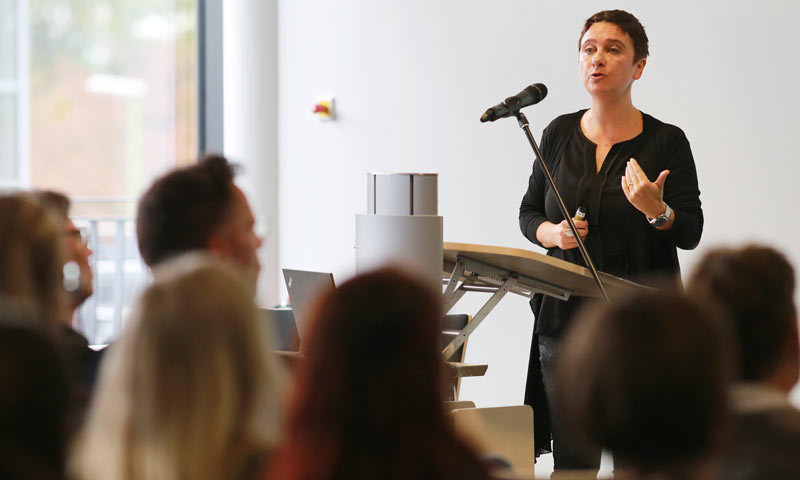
left=282, top=269, right=336, bottom=350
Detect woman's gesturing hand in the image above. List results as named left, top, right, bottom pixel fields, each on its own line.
left=621, top=158, right=669, bottom=218
left=537, top=219, right=589, bottom=250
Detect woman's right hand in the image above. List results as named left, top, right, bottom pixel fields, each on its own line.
left=536, top=219, right=589, bottom=250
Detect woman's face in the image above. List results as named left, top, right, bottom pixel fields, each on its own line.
left=579, top=21, right=646, bottom=100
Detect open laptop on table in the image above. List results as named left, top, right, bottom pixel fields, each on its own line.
left=282, top=268, right=336, bottom=351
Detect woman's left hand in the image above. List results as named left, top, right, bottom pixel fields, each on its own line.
left=621, top=158, right=669, bottom=218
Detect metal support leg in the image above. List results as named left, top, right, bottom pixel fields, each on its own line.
left=442, top=258, right=466, bottom=313
left=441, top=275, right=518, bottom=360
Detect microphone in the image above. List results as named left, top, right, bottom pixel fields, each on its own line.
left=480, top=83, right=548, bottom=123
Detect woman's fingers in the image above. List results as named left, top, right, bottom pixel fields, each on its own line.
left=559, top=219, right=588, bottom=247
left=621, top=175, right=633, bottom=199
left=621, top=159, right=668, bottom=217
left=654, top=169, right=670, bottom=190
left=629, top=158, right=646, bottom=184
left=574, top=219, right=589, bottom=238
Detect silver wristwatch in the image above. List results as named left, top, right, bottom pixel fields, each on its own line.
left=648, top=204, right=671, bottom=228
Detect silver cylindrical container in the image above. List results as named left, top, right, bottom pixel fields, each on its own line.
left=356, top=173, right=443, bottom=293
left=366, top=172, right=438, bottom=215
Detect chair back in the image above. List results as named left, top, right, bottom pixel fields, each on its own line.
left=451, top=405, right=535, bottom=478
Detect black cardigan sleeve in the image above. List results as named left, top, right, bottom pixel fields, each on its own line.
left=519, top=125, right=555, bottom=248
left=655, top=126, right=703, bottom=250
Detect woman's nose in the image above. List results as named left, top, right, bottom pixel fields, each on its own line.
left=592, top=52, right=605, bottom=66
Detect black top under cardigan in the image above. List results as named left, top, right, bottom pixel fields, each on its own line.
left=519, top=110, right=703, bottom=337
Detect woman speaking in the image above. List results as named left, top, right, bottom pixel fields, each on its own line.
left=518, top=9, right=703, bottom=472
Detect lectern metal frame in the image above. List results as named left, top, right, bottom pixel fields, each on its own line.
left=440, top=243, right=644, bottom=361
left=441, top=255, right=571, bottom=361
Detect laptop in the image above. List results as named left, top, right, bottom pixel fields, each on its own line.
left=258, top=307, right=299, bottom=352
left=282, top=268, right=336, bottom=350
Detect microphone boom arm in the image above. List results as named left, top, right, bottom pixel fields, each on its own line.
left=515, top=111, right=610, bottom=303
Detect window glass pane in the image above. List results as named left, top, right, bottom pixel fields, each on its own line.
left=0, top=0, right=16, bottom=78
left=29, top=0, right=197, bottom=217
left=0, top=94, right=17, bottom=180
left=27, top=0, right=197, bottom=344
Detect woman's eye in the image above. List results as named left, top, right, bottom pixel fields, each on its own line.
left=609, top=48, right=620, bottom=54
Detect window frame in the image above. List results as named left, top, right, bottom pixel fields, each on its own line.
left=0, top=0, right=30, bottom=189
left=197, top=0, right=223, bottom=154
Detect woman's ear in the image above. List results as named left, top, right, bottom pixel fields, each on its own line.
left=633, top=58, right=647, bottom=80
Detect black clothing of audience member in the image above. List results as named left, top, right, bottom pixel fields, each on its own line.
left=57, top=324, right=102, bottom=417
left=0, top=311, right=71, bottom=480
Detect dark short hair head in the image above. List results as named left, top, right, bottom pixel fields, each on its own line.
left=688, top=245, right=796, bottom=382
left=136, top=155, right=236, bottom=267
left=579, top=10, right=649, bottom=63
left=557, top=291, right=731, bottom=471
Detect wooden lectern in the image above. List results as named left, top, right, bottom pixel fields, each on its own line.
left=441, top=242, right=645, bottom=361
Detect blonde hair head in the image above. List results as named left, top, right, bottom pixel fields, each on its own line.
left=72, top=253, right=283, bottom=480
left=0, top=193, right=66, bottom=330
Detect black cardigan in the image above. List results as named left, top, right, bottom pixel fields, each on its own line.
left=519, top=110, right=703, bottom=336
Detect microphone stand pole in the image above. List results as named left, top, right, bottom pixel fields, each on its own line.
left=515, top=111, right=610, bottom=303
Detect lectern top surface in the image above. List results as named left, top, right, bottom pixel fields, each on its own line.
left=443, top=242, right=643, bottom=298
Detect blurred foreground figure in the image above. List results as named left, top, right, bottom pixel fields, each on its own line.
left=136, top=154, right=262, bottom=289
left=0, top=193, right=66, bottom=329
left=0, top=193, right=95, bottom=430
left=0, top=308, right=71, bottom=480
left=556, top=292, right=731, bottom=480
left=32, top=190, right=101, bottom=402
left=71, top=254, right=283, bottom=480
left=267, top=268, right=490, bottom=480
left=689, top=245, right=800, bottom=480
left=32, top=191, right=94, bottom=318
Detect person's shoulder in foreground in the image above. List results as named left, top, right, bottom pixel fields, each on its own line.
left=688, top=244, right=800, bottom=480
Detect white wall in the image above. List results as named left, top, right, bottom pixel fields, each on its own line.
left=249, top=0, right=800, bottom=406
left=223, top=0, right=279, bottom=307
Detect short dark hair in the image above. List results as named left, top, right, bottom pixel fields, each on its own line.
left=557, top=292, right=730, bottom=471
left=579, top=10, right=649, bottom=63
left=688, top=245, right=796, bottom=382
left=136, top=155, right=236, bottom=267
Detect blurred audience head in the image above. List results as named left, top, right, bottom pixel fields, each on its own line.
left=71, top=254, right=282, bottom=480
left=688, top=244, right=798, bottom=389
left=32, top=190, right=94, bottom=315
left=0, top=304, right=71, bottom=480
left=136, top=155, right=262, bottom=287
left=269, top=267, right=489, bottom=480
left=557, top=291, right=731, bottom=478
left=0, top=193, right=66, bottom=330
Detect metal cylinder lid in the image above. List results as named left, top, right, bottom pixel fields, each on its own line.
left=366, top=172, right=438, bottom=216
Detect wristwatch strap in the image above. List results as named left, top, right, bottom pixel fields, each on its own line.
left=648, top=204, right=671, bottom=227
